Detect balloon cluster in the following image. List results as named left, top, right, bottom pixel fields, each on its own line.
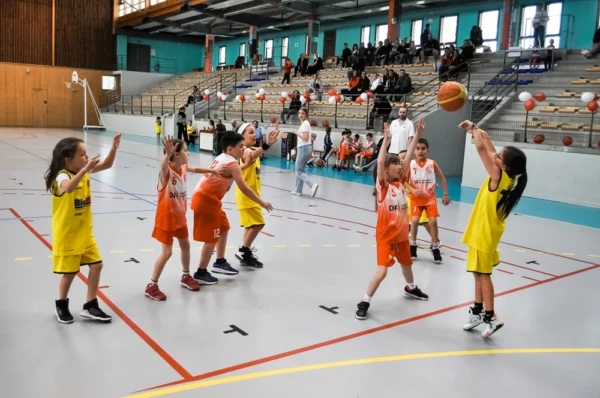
left=327, top=89, right=343, bottom=104
left=518, top=91, right=545, bottom=111
left=216, top=91, right=228, bottom=102
left=580, top=92, right=599, bottom=112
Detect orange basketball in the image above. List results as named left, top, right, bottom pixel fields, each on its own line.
left=270, top=116, right=277, bottom=123
left=322, top=120, right=330, bottom=128
left=310, top=119, right=317, bottom=127
left=533, top=134, right=545, bottom=144
left=316, top=158, right=324, bottom=167
left=437, top=81, right=468, bottom=112
left=562, top=136, right=573, bottom=146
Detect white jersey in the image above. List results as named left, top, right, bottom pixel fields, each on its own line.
left=410, top=159, right=437, bottom=205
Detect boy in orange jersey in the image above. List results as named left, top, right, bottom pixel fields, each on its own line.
left=409, top=138, right=450, bottom=263
left=191, top=131, right=274, bottom=284
left=145, top=137, right=228, bottom=301
left=356, top=119, right=428, bottom=321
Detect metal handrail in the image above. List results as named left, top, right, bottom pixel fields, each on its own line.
left=470, top=57, right=520, bottom=123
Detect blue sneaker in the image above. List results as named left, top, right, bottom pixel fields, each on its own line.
left=212, top=260, right=239, bottom=275
left=193, top=269, right=218, bottom=285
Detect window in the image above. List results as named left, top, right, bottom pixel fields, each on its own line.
left=118, top=0, right=145, bottom=17
left=360, top=26, right=371, bottom=46
left=150, top=0, right=166, bottom=5
left=411, top=20, right=423, bottom=46
left=545, top=2, right=562, bottom=47
left=239, top=43, right=246, bottom=57
left=219, top=46, right=226, bottom=65
left=375, top=24, right=388, bottom=44
left=519, top=5, right=537, bottom=48
left=102, top=76, right=116, bottom=90
left=282, top=37, right=289, bottom=58
left=479, top=10, right=500, bottom=52
left=264, top=39, right=273, bottom=60
left=306, top=35, right=309, bottom=55
left=439, top=15, right=458, bottom=46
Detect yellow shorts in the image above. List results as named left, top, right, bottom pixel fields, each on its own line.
left=53, top=241, right=102, bottom=274
left=406, top=196, right=429, bottom=224
left=466, top=246, right=500, bottom=275
left=239, top=207, right=265, bottom=228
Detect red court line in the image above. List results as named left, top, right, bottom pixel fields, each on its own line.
left=304, top=220, right=316, bottom=224
left=356, top=231, right=369, bottom=235
left=450, top=256, right=465, bottom=261
left=522, top=276, right=541, bottom=282
left=497, top=269, right=514, bottom=275
left=143, top=260, right=600, bottom=392
left=271, top=215, right=282, bottom=218
left=9, top=208, right=193, bottom=381
left=339, top=227, right=351, bottom=231
left=288, top=217, right=299, bottom=221
left=322, top=224, right=333, bottom=227
left=260, top=231, right=275, bottom=237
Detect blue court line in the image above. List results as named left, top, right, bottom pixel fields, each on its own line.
left=59, top=130, right=600, bottom=229
left=88, top=177, right=158, bottom=206
left=0, top=208, right=156, bottom=222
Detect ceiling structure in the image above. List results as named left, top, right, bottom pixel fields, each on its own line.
left=116, top=0, right=463, bottom=40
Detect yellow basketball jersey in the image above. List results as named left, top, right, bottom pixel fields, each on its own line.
left=51, top=169, right=94, bottom=256
left=235, top=146, right=261, bottom=209
left=462, top=170, right=515, bottom=253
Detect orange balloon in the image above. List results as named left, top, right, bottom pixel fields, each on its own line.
left=356, top=97, right=363, bottom=104
left=259, top=94, right=265, bottom=101
left=303, top=92, right=310, bottom=100
left=239, top=94, right=246, bottom=102
left=587, top=101, right=598, bottom=112
left=533, top=92, right=546, bottom=102
left=270, top=117, right=277, bottom=123
left=280, top=96, right=286, bottom=103
left=203, top=94, right=209, bottom=101
left=524, top=98, right=536, bottom=111
left=335, top=94, right=341, bottom=102
left=328, top=89, right=336, bottom=96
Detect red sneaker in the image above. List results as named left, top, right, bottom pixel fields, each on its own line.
left=181, top=274, right=200, bottom=291
left=145, top=283, right=167, bottom=301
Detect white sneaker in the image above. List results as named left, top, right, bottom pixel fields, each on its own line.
left=290, top=191, right=301, bottom=196
left=310, top=184, right=319, bottom=197
left=462, top=307, right=484, bottom=330
left=482, top=315, right=504, bottom=337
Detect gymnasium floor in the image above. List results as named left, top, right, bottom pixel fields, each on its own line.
left=0, top=127, right=599, bottom=398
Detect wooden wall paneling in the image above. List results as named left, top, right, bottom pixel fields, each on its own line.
left=0, top=0, right=53, bottom=65
left=0, top=66, right=6, bottom=125
left=55, top=0, right=115, bottom=70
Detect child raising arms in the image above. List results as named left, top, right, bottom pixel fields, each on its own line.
left=45, top=134, right=121, bottom=324
left=145, top=136, right=227, bottom=301
left=458, top=120, right=527, bottom=337
left=356, top=120, right=428, bottom=321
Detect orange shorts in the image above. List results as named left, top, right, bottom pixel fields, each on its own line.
left=359, top=151, right=373, bottom=157
left=193, top=208, right=230, bottom=243
left=377, top=240, right=413, bottom=267
left=152, top=227, right=189, bottom=246
left=412, top=201, right=439, bottom=218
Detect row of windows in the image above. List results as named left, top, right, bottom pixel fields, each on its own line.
left=118, top=0, right=166, bottom=17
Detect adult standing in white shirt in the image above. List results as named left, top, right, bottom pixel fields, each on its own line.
left=532, top=4, right=549, bottom=47
left=291, top=108, right=319, bottom=197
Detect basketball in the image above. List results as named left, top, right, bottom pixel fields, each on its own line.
left=562, top=136, right=573, bottom=146
left=310, top=119, right=317, bottom=127
left=322, top=120, right=330, bottom=127
left=316, top=158, right=324, bottom=167
left=533, top=134, right=545, bottom=144
left=437, top=81, right=468, bottom=112
left=270, top=116, right=277, bottom=123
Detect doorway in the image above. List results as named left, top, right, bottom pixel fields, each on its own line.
left=32, top=88, right=48, bottom=127
left=323, top=30, right=337, bottom=58
left=127, top=43, right=151, bottom=72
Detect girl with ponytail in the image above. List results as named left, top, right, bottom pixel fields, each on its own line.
left=458, top=120, right=527, bottom=338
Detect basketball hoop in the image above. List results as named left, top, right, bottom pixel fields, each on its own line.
left=65, top=82, right=72, bottom=89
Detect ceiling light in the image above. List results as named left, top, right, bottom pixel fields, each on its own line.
left=379, top=6, right=389, bottom=11
left=417, top=1, right=425, bottom=4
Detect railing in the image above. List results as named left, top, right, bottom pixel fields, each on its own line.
left=101, top=88, right=121, bottom=110
left=114, top=55, right=178, bottom=75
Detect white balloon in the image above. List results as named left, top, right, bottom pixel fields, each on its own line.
left=518, top=92, right=532, bottom=102
left=281, top=91, right=288, bottom=98
left=235, top=95, right=240, bottom=102
left=581, top=92, right=595, bottom=103
left=328, top=97, right=336, bottom=104
left=259, top=88, right=265, bottom=95
left=255, top=92, right=261, bottom=99
left=310, top=94, right=317, bottom=101
left=217, top=91, right=222, bottom=97
left=221, top=95, right=228, bottom=101
left=204, top=89, right=210, bottom=95
left=360, top=92, right=368, bottom=101
left=340, top=95, right=345, bottom=102
left=300, top=96, right=307, bottom=104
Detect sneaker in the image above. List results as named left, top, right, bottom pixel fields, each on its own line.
left=410, top=244, right=418, bottom=259
left=482, top=314, right=504, bottom=337
left=290, top=191, right=301, bottom=196
left=55, top=298, right=74, bottom=324
left=355, top=301, right=370, bottom=320
left=462, top=307, right=484, bottom=330
left=145, top=283, right=167, bottom=301
left=404, top=285, right=429, bottom=301
left=310, top=184, right=319, bottom=197
left=212, top=260, right=239, bottom=275
left=180, top=274, right=200, bottom=291
left=235, top=247, right=264, bottom=268
left=431, top=246, right=442, bottom=263
left=80, top=298, right=112, bottom=322
left=193, top=269, right=219, bottom=285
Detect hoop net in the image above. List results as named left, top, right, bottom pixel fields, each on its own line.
left=65, top=82, right=72, bottom=89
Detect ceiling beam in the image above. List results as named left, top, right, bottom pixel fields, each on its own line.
left=256, top=0, right=313, bottom=15
left=116, top=0, right=210, bottom=28
left=190, top=3, right=274, bottom=28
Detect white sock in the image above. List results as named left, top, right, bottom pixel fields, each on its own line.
left=363, top=294, right=372, bottom=303
left=407, top=283, right=416, bottom=289
left=410, top=240, right=417, bottom=246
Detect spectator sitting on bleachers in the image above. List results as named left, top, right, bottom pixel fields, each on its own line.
left=280, top=90, right=301, bottom=124
left=394, top=69, right=412, bottom=100
left=375, top=40, right=390, bottom=66
left=341, top=70, right=362, bottom=99
left=309, top=72, right=323, bottom=100
left=438, top=47, right=453, bottom=79
left=470, top=25, right=483, bottom=47
left=359, top=71, right=370, bottom=93
left=584, top=27, right=600, bottom=59
left=420, top=33, right=440, bottom=69
left=294, top=54, right=308, bottom=77
left=337, top=43, right=352, bottom=67
left=187, top=85, right=201, bottom=106
left=347, top=55, right=366, bottom=80
left=460, top=39, right=475, bottom=61
left=365, top=42, right=376, bottom=66
left=407, top=40, right=417, bottom=64
left=382, top=69, right=397, bottom=96
left=371, top=73, right=383, bottom=94
left=351, top=44, right=359, bottom=63
left=307, top=54, right=324, bottom=75
left=529, top=39, right=542, bottom=70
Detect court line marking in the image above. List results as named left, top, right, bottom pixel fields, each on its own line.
left=9, top=208, right=193, bottom=381
left=127, top=348, right=600, bottom=397
left=140, top=259, right=600, bottom=393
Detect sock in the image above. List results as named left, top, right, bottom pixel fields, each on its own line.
left=431, top=241, right=440, bottom=249
left=407, top=283, right=416, bottom=289
left=472, top=302, right=483, bottom=314
left=410, top=240, right=417, bottom=246
left=216, top=258, right=226, bottom=264
left=484, top=310, right=495, bottom=322
left=363, top=294, right=372, bottom=303
left=150, top=279, right=158, bottom=285
left=181, top=272, right=189, bottom=276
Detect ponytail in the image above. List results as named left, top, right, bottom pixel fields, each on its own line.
left=499, top=146, right=528, bottom=220
left=44, top=138, right=83, bottom=192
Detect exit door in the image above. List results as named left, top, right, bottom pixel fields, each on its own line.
left=32, top=88, right=48, bottom=127
left=323, top=30, right=336, bottom=58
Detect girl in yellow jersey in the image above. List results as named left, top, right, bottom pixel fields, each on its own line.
left=234, top=122, right=279, bottom=267
left=458, top=120, right=527, bottom=338
left=44, top=134, right=121, bottom=324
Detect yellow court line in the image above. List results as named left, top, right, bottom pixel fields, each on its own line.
left=298, top=244, right=311, bottom=248
left=587, top=254, right=600, bottom=258
left=562, top=253, right=576, bottom=256
left=347, top=244, right=360, bottom=247
left=514, top=249, right=527, bottom=253
left=140, top=249, right=154, bottom=252
left=322, top=244, right=336, bottom=247
left=124, top=348, right=600, bottom=398
left=110, top=250, right=125, bottom=254
left=15, top=257, right=32, bottom=261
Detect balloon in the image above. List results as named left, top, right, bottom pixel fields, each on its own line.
left=255, top=93, right=261, bottom=99
left=235, top=95, right=240, bottom=102
left=203, top=94, right=209, bottom=101
left=288, top=92, right=295, bottom=99
left=300, top=96, right=307, bottom=104
left=587, top=101, right=598, bottom=112
left=524, top=98, right=536, bottom=111
left=310, top=94, right=317, bottom=101
left=533, top=92, right=546, bottom=102
left=335, top=94, right=341, bottom=102
left=259, top=94, right=265, bottom=101
left=281, top=91, right=288, bottom=98
left=217, top=91, right=222, bottom=97
left=221, top=95, right=228, bottom=101
left=328, top=89, right=336, bottom=96
left=204, top=89, right=210, bottom=95
left=518, top=92, right=532, bottom=102
left=581, top=92, right=595, bottom=103
left=217, top=97, right=222, bottom=102
left=258, top=88, right=265, bottom=95
left=303, top=92, right=310, bottom=100
left=328, top=97, right=336, bottom=104
left=367, top=91, right=374, bottom=99
left=356, top=97, right=363, bottom=104
left=360, top=92, right=368, bottom=101
left=222, top=91, right=227, bottom=95
left=280, top=96, right=286, bottom=103
left=239, top=94, right=246, bottom=102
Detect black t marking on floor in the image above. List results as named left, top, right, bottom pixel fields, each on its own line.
left=319, top=305, right=339, bottom=314
left=124, top=257, right=140, bottom=264
left=526, top=260, right=540, bottom=265
left=223, top=325, right=248, bottom=336
left=137, top=217, right=147, bottom=220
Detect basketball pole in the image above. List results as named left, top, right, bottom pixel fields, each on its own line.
left=70, top=70, right=106, bottom=130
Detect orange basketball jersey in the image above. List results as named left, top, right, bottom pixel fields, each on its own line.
left=410, top=159, right=437, bottom=206
left=191, top=153, right=237, bottom=211
left=154, top=164, right=188, bottom=232
left=375, top=179, right=409, bottom=244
